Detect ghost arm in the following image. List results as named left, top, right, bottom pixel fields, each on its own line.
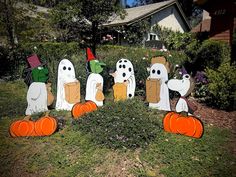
left=86, top=74, right=101, bottom=100
left=28, top=84, right=42, bottom=101
left=127, top=74, right=136, bottom=98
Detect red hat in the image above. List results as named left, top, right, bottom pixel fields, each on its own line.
left=27, top=54, right=43, bottom=69
left=86, top=48, right=96, bottom=61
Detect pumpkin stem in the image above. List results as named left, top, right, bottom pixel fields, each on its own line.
left=23, top=115, right=31, bottom=120
left=180, top=111, right=188, bottom=117
left=45, top=111, right=50, bottom=117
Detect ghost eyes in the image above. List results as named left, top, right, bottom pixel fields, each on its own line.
left=119, top=59, right=127, bottom=63
left=119, top=65, right=129, bottom=70
left=151, top=69, right=161, bottom=75
left=63, top=66, right=71, bottom=70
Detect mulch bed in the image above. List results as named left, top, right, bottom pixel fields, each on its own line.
left=170, top=97, right=236, bottom=155
left=170, top=97, right=236, bottom=133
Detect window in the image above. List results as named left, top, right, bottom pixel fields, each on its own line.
left=150, top=34, right=156, bottom=40
left=148, top=33, right=158, bottom=41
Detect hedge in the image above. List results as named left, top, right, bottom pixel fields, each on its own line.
left=0, top=43, right=188, bottom=96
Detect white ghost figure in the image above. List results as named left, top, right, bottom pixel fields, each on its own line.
left=26, top=82, right=48, bottom=115
left=167, top=74, right=193, bottom=113
left=148, top=63, right=171, bottom=111
left=113, top=58, right=136, bottom=99
left=56, top=59, right=80, bottom=111
left=85, top=73, right=104, bottom=107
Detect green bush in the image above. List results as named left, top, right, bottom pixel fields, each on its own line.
left=206, top=62, right=236, bottom=110
left=75, top=98, right=161, bottom=149
left=152, top=25, right=194, bottom=51
left=2, top=43, right=188, bottom=98
left=190, top=40, right=231, bottom=73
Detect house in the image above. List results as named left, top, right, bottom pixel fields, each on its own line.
left=103, top=0, right=191, bottom=47
left=193, top=0, right=236, bottom=44
left=191, top=10, right=211, bottom=33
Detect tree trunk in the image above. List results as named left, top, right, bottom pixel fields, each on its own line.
left=91, top=21, right=98, bottom=56
left=3, top=0, right=17, bottom=47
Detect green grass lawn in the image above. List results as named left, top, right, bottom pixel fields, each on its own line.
left=0, top=81, right=235, bottom=177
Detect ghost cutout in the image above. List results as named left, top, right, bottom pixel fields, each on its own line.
left=25, top=55, right=51, bottom=115
left=56, top=59, right=80, bottom=111
left=111, top=58, right=136, bottom=101
left=85, top=48, right=105, bottom=107
left=25, top=82, right=48, bottom=115
left=167, top=74, right=196, bottom=114
left=146, top=57, right=170, bottom=111
left=85, top=73, right=104, bottom=106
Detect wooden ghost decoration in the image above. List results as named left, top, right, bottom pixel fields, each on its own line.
left=110, top=58, right=136, bottom=101
left=56, top=59, right=80, bottom=111
left=85, top=48, right=105, bottom=107
left=26, top=82, right=48, bottom=115
left=25, top=55, right=51, bottom=115
left=146, top=56, right=171, bottom=111
left=167, top=73, right=197, bottom=114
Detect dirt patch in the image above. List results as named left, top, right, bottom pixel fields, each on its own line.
left=94, top=151, right=136, bottom=177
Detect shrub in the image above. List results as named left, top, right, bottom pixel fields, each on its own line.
left=2, top=43, right=189, bottom=98
left=75, top=98, right=161, bottom=149
left=152, top=25, right=194, bottom=51
left=10, top=42, right=87, bottom=94
left=193, top=71, right=209, bottom=99
left=189, top=40, right=231, bottom=73
left=206, top=62, right=236, bottom=110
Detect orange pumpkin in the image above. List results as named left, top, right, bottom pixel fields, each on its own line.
left=72, top=103, right=85, bottom=118
left=9, top=120, right=35, bottom=137
left=163, top=112, right=203, bottom=138
left=72, top=101, right=97, bottom=119
left=34, top=116, right=57, bottom=136
left=84, top=101, right=97, bottom=112
left=9, top=116, right=57, bottom=137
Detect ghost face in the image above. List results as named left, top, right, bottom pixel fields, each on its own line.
left=32, top=66, right=48, bottom=82
left=149, top=63, right=168, bottom=81
left=58, top=59, right=76, bottom=83
left=115, top=58, right=134, bottom=82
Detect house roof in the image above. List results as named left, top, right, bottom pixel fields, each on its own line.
left=104, top=0, right=190, bottom=29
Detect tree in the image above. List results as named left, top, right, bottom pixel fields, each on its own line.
left=112, top=19, right=151, bottom=46
left=0, top=0, right=56, bottom=46
left=0, top=0, right=21, bottom=47
left=51, top=0, right=123, bottom=55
